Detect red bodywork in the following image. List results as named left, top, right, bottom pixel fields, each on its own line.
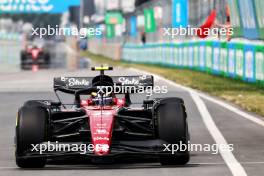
left=81, top=98, right=126, bottom=156
left=26, top=47, right=43, bottom=60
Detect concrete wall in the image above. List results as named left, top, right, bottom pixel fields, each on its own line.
left=88, top=40, right=122, bottom=61
left=0, top=40, right=21, bottom=72
left=65, top=37, right=80, bottom=71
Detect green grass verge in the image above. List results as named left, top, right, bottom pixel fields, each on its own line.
left=82, top=51, right=264, bottom=117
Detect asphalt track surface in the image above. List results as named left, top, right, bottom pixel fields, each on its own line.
left=0, top=68, right=263, bottom=176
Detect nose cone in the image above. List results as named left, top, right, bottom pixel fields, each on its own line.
left=92, top=128, right=111, bottom=155
left=31, top=49, right=40, bottom=59
left=87, top=109, right=116, bottom=156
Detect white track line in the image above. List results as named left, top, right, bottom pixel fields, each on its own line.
left=129, top=68, right=250, bottom=175
left=129, top=68, right=264, bottom=127
left=191, top=93, right=247, bottom=176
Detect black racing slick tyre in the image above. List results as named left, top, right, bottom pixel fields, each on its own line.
left=15, top=106, right=48, bottom=168
left=23, top=100, right=49, bottom=108
left=44, top=53, right=50, bottom=68
left=155, top=98, right=190, bottom=165
left=20, top=51, right=27, bottom=70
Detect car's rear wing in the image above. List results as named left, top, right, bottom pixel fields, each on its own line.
left=53, top=75, right=154, bottom=93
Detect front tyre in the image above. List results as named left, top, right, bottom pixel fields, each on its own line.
left=15, top=106, right=48, bottom=168
left=44, top=52, right=50, bottom=68
left=155, top=98, right=190, bottom=165
left=20, top=51, right=27, bottom=70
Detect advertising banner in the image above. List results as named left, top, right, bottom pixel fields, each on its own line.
left=205, top=41, right=213, bottom=73
left=165, top=45, right=171, bottom=65
left=0, top=0, right=80, bottom=14
left=253, top=0, right=264, bottom=39
left=106, top=24, right=115, bottom=38
left=188, top=43, right=194, bottom=68
left=220, top=42, right=228, bottom=76
left=159, top=45, right=163, bottom=64
left=122, top=41, right=263, bottom=87
left=183, top=43, right=188, bottom=67
left=173, top=44, right=179, bottom=66
left=235, top=44, right=244, bottom=78
left=193, top=42, right=199, bottom=69
left=227, top=43, right=236, bottom=77
left=160, top=44, right=165, bottom=65
left=227, top=0, right=243, bottom=37
left=137, top=15, right=144, bottom=27
left=130, top=16, right=137, bottom=37
left=172, top=0, right=188, bottom=28
left=168, top=44, right=174, bottom=65
left=237, top=0, right=259, bottom=39
left=105, top=12, right=124, bottom=25
left=178, top=43, right=183, bottom=67
left=212, top=42, right=221, bottom=74
left=144, top=8, right=156, bottom=33
left=153, top=45, right=157, bottom=63
left=199, top=41, right=206, bottom=71
left=165, top=44, right=171, bottom=65
left=255, top=46, right=264, bottom=84
left=244, top=45, right=255, bottom=82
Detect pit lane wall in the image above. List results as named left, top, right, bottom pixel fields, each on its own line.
left=88, top=40, right=122, bottom=61
left=65, top=37, right=80, bottom=71
left=122, top=40, right=264, bottom=87
left=0, top=33, right=22, bottom=72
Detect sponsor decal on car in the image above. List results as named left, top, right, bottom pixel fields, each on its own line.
left=95, top=144, right=109, bottom=152
left=60, top=77, right=90, bottom=87
left=95, top=129, right=108, bottom=135
left=118, top=77, right=139, bottom=85
left=94, top=137, right=110, bottom=141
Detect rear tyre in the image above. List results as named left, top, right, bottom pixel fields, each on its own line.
left=44, top=53, right=50, bottom=68
left=155, top=98, right=190, bottom=165
left=23, top=100, right=49, bottom=108
left=20, top=51, right=27, bottom=70
left=15, top=106, right=48, bottom=168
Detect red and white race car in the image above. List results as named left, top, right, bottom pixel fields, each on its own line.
left=15, top=66, right=189, bottom=168
left=20, top=43, right=50, bottom=70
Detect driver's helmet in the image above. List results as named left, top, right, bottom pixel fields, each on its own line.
left=92, top=75, right=114, bottom=87
left=91, top=92, right=113, bottom=106
left=91, top=75, right=114, bottom=105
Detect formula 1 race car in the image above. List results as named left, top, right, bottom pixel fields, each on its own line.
left=15, top=66, right=189, bottom=168
left=20, top=43, right=50, bottom=70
